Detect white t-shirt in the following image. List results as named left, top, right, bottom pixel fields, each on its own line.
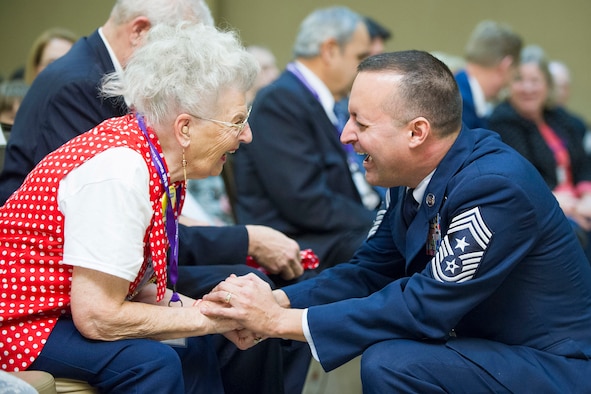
left=58, top=147, right=153, bottom=282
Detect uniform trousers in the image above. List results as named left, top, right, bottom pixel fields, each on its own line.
left=360, top=338, right=590, bottom=393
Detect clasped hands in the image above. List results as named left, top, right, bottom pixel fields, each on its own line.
left=197, top=273, right=284, bottom=350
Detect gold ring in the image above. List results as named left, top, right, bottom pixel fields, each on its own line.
left=254, top=337, right=262, bottom=344
left=224, top=292, right=233, bottom=303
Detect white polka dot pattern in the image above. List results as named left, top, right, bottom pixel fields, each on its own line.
left=0, top=114, right=181, bottom=371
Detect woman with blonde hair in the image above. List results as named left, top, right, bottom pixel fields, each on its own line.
left=24, top=27, right=78, bottom=84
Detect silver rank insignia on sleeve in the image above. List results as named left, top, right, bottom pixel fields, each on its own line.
left=431, top=207, right=492, bottom=283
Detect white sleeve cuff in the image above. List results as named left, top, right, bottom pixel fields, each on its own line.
left=302, top=308, right=320, bottom=362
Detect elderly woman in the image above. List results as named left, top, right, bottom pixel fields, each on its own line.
left=0, top=23, right=258, bottom=393
left=489, top=45, right=591, bottom=253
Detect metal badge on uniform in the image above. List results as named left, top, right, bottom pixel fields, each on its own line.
left=426, top=193, right=435, bottom=207
left=426, top=213, right=441, bottom=256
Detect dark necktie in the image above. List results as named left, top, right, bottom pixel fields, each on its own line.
left=402, top=188, right=419, bottom=226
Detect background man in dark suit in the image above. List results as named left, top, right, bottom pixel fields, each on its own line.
left=454, top=20, right=522, bottom=129
left=232, top=6, right=376, bottom=271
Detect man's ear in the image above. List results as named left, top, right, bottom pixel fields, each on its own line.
left=130, top=16, right=151, bottom=47
left=498, top=55, right=514, bottom=73
left=320, top=38, right=340, bottom=64
left=408, top=117, right=430, bottom=148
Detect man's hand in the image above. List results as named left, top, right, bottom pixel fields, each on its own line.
left=201, top=274, right=306, bottom=342
left=246, top=225, right=303, bottom=280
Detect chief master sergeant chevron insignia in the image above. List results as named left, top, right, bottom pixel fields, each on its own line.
left=431, top=207, right=493, bottom=283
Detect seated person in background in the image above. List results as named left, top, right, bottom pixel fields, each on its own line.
left=0, top=22, right=272, bottom=393
left=245, top=45, right=280, bottom=105
left=549, top=60, right=572, bottom=107
left=202, top=50, right=591, bottom=394
left=0, top=80, right=28, bottom=173
left=24, top=27, right=78, bottom=85
left=233, top=6, right=377, bottom=271
left=488, top=45, right=591, bottom=255
left=455, top=20, right=523, bottom=129
left=0, top=0, right=303, bottom=290
left=364, top=15, right=392, bottom=57
left=549, top=59, right=591, bottom=154
left=0, top=79, right=29, bottom=134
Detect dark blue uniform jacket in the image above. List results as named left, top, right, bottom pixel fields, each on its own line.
left=284, top=127, right=591, bottom=392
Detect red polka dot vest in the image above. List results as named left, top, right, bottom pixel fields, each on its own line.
left=0, top=114, right=183, bottom=371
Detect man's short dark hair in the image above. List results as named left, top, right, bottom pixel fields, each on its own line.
left=358, top=50, right=462, bottom=135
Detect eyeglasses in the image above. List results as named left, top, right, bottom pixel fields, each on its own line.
left=190, top=107, right=251, bottom=137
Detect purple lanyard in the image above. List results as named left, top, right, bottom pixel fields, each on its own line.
left=137, top=114, right=183, bottom=306
left=286, top=62, right=320, bottom=101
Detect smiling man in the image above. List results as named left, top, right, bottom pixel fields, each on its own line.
left=203, top=50, right=591, bottom=393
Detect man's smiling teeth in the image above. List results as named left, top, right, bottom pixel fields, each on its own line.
left=357, top=151, right=371, bottom=162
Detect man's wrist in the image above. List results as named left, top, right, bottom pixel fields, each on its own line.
left=274, top=308, right=305, bottom=341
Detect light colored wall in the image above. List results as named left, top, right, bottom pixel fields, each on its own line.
left=1, top=0, right=589, bottom=120
left=223, top=0, right=591, bottom=122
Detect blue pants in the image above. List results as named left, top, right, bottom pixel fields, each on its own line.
left=30, top=316, right=224, bottom=394
left=360, top=338, right=590, bottom=393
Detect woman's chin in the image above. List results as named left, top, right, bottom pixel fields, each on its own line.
left=210, top=165, right=224, bottom=177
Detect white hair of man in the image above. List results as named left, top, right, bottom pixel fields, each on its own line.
left=292, top=6, right=363, bottom=58
left=549, top=60, right=572, bottom=107
left=110, top=0, right=214, bottom=27
left=101, top=22, right=258, bottom=129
